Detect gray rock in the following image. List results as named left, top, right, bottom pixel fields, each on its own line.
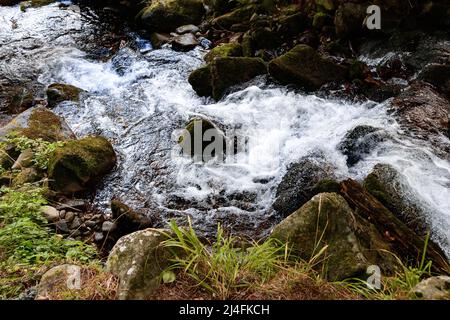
left=102, top=221, right=117, bottom=233
left=106, top=228, right=172, bottom=300
left=94, top=232, right=104, bottom=242
left=36, top=264, right=82, bottom=300
left=40, top=206, right=60, bottom=223
left=175, top=24, right=200, bottom=35
left=172, top=33, right=199, bottom=52
left=410, top=276, right=450, bottom=300
left=56, top=220, right=70, bottom=233
left=70, top=217, right=82, bottom=230
left=65, top=211, right=75, bottom=223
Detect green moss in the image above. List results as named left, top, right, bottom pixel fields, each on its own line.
left=211, top=57, right=267, bottom=100
left=212, top=4, right=257, bottom=29
left=312, top=12, right=328, bottom=29
left=315, top=0, right=334, bottom=11
left=204, top=43, right=243, bottom=63
left=311, top=179, right=341, bottom=195
left=48, top=136, right=116, bottom=194
left=188, top=65, right=213, bottom=97
left=18, top=108, right=64, bottom=142
left=46, top=83, right=83, bottom=108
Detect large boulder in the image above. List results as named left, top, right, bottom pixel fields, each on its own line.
left=48, top=136, right=116, bottom=194
left=338, top=125, right=388, bottom=167
left=138, top=0, right=205, bottom=33
left=271, top=193, right=397, bottom=281
left=410, top=276, right=450, bottom=300
left=204, top=43, right=243, bottom=63
left=46, top=83, right=83, bottom=108
left=273, top=156, right=336, bottom=217
left=268, top=45, right=347, bottom=91
left=363, top=163, right=429, bottom=236
left=0, top=106, right=76, bottom=142
left=189, top=57, right=267, bottom=100
left=106, top=228, right=172, bottom=300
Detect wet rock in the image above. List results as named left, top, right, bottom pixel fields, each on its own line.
left=106, top=228, right=172, bottom=300
left=364, top=163, right=429, bottom=236
left=3, top=86, right=34, bottom=114
left=110, top=199, right=154, bottom=238
left=171, top=33, right=198, bottom=52
left=334, top=3, right=367, bottom=39
left=189, top=57, right=266, bottom=100
left=178, top=118, right=226, bottom=162
left=149, top=32, right=171, bottom=49
left=419, top=64, right=450, bottom=98
left=0, top=107, right=76, bottom=142
left=175, top=24, right=199, bottom=35
left=338, top=125, right=388, bottom=167
left=188, top=65, right=212, bottom=97
left=268, top=45, right=347, bottom=91
left=204, top=43, right=242, bottom=63
left=391, top=82, right=450, bottom=141
left=138, top=0, right=205, bottom=33
left=36, top=264, right=81, bottom=300
left=40, top=205, right=60, bottom=223
left=273, top=156, right=336, bottom=217
left=212, top=4, right=257, bottom=29
left=46, top=83, right=83, bottom=108
left=11, top=148, right=34, bottom=170
left=48, top=136, right=116, bottom=194
left=210, top=57, right=267, bottom=100
left=271, top=193, right=397, bottom=281
left=198, top=37, right=212, bottom=49
left=410, top=276, right=450, bottom=300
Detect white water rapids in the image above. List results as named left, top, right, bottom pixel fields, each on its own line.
left=1, top=3, right=449, bottom=257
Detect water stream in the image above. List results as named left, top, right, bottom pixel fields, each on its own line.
left=1, top=3, right=449, bottom=257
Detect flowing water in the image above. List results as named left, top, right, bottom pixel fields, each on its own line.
left=1, top=3, right=450, bottom=257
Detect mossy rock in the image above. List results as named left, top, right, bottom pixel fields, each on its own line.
left=0, top=107, right=76, bottom=142
left=363, top=163, right=429, bottom=236
left=211, top=57, right=267, bottom=100
left=46, top=83, right=83, bottom=109
left=178, top=118, right=226, bottom=162
left=106, top=228, right=172, bottom=300
left=48, top=136, right=116, bottom=194
left=19, top=0, right=55, bottom=11
left=204, top=43, right=243, bottom=64
left=12, top=167, right=41, bottom=188
left=271, top=192, right=397, bottom=281
left=312, top=12, right=331, bottom=29
left=348, top=59, right=370, bottom=81
left=188, top=65, right=213, bottom=97
left=334, top=2, right=367, bottom=39
left=315, top=0, right=334, bottom=11
left=275, top=12, right=309, bottom=39
left=212, top=4, right=257, bottom=29
left=138, top=0, right=205, bottom=33
left=268, top=44, right=347, bottom=91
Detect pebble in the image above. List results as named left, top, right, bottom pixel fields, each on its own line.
left=65, top=211, right=75, bottom=223
left=70, top=217, right=82, bottom=230
left=94, top=232, right=104, bottom=242
left=56, top=220, right=70, bottom=233
left=40, top=206, right=60, bottom=223
left=59, top=210, right=66, bottom=219
left=175, top=24, right=200, bottom=35
left=102, top=221, right=116, bottom=233
left=198, top=37, right=212, bottom=50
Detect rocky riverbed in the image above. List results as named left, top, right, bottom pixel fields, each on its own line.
left=0, top=0, right=449, bottom=300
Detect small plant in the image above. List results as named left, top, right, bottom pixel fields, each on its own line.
left=162, top=219, right=290, bottom=299
left=3, top=135, right=64, bottom=170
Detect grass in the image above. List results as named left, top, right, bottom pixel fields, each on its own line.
left=0, top=185, right=97, bottom=299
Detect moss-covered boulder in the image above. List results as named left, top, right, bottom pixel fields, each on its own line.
left=48, top=136, right=116, bottom=194
left=212, top=4, right=257, bottom=29
left=204, top=43, right=243, bottom=64
left=178, top=118, right=226, bottom=162
left=106, top=228, right=172, bottom=300
left=188, top=65, right=213, bottom=97
left=0, top=106, right=76, bottom=142
left=12, top=167, right=41, bottom=187
left=271, top=193, right=397, bottom=281
left=46, top=83, right=83, bottom=109
left=138, top=0, right=205, bottom=33
left=211, top=57, right=267, bottom=100
left=4, top=86, right=34, bottom=114
left=268, top=45, right=347, bottom=91
left=363, top=163, right=429, bottom=236
left=189, top=57, right=266, bottom=100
